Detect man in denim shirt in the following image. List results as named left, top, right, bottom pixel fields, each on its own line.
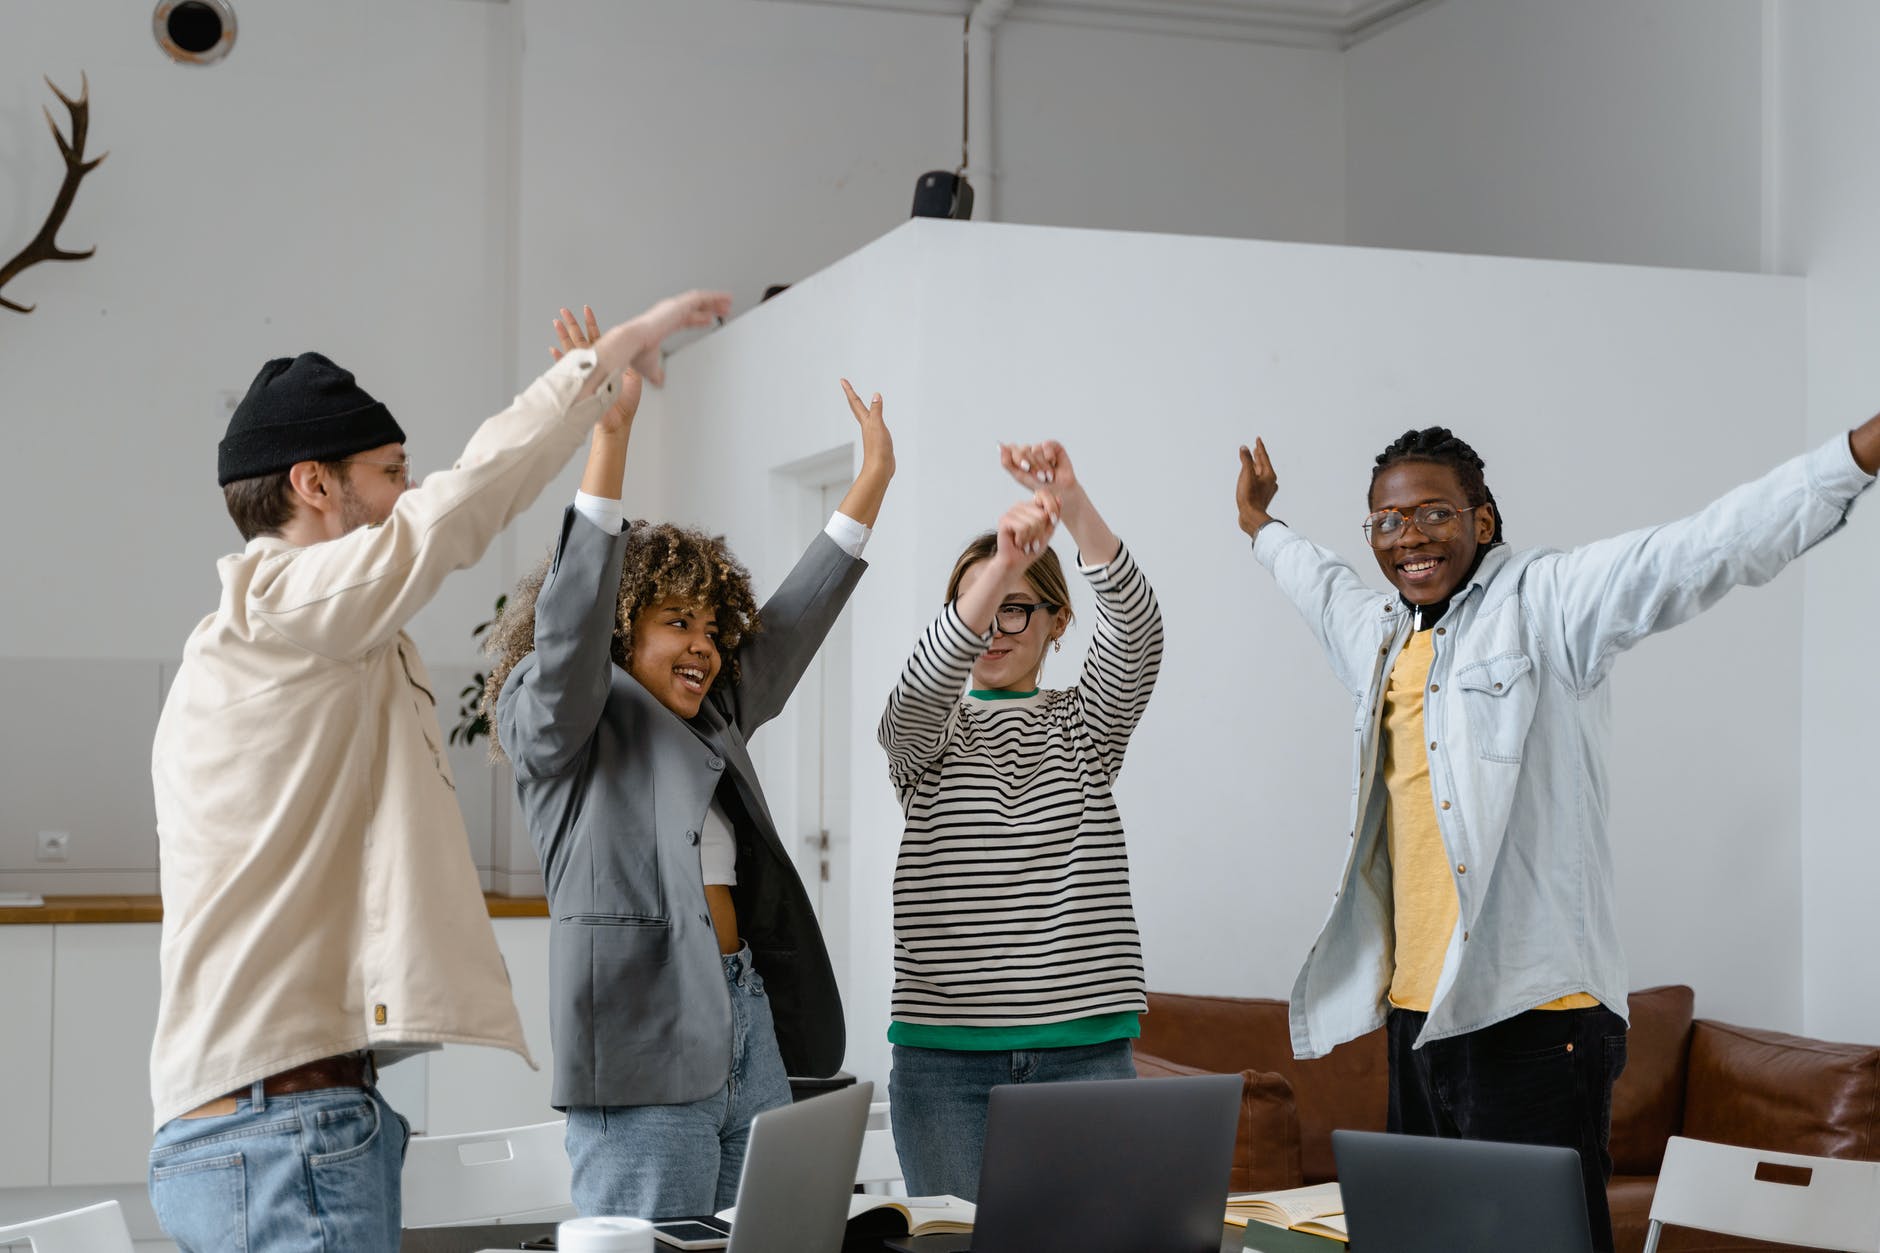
left=1233, top=415, right=1880, bottom=1251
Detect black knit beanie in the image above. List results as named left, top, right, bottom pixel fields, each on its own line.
left=217, top=352, right=407, bottom=486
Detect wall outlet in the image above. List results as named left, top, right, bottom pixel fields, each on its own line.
left=35, top=830, right=70, bottom=863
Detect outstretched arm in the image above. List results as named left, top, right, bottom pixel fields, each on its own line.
left=553, top=291, right=733, bottom=390
left=1232, top=437, right=1399, bottom=697
left=835, top=379, right=895, bottom=527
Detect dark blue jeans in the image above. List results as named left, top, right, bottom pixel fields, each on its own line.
left=1387, top=1005, right=1628, bottom=1253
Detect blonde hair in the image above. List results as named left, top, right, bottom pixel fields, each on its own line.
left=943, top=531, right=1076, bottom=630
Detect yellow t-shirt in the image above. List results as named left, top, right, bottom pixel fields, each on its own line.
left=1381, top=628, right=1596, bottom=1013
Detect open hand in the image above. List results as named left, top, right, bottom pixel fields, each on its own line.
left=996, top=490, right=1061, bottom=565
left=841, top=379, right=895, bottom=483
left=550, top=304, right=602, bottom=361
left=1236, top=439, right=1279, bottom=536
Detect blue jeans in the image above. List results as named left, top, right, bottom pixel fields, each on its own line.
left=148, top=1081, right=410, bottom=1252
left=564, top=946, right=793, bottom=1220
left=1388, top=1005, right=1629, bottom=1253
left=888, top=1038, right=1136, bottom=1201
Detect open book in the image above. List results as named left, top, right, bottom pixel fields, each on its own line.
left=716, top=1193, right=975, bottom=1239
left=843, top=1193, right=976, bottom=1238
left=1226, top=1181, right=1348, bottom=1242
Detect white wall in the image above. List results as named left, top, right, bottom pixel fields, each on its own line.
left=1776, top=0, right=1880, bottom=1047
left=645, top=219, right=1811, bottom=1090
left=994, top=19, right=1346, bottom=241
left=0, top=0, right=518, bottom=893
left=0, top=0, right=1347, bottom=889
left=1345, top=0, right=1769, bottom=273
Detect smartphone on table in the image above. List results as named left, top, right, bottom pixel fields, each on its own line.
left=651, top=1216, right=733, bottom=1249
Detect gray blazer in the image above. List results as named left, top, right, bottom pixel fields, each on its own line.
left=498, top=507, right=865, bottom=1108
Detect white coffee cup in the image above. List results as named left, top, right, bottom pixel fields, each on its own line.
left=555, top=1215, right=654, bottom=1252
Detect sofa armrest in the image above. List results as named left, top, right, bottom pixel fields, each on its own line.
left=1135, top=1050, right=1306, bottom=1192
left=1683, top=1019, right=1880, bottom=1161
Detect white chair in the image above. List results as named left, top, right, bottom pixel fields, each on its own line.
left=0, top=1200, right=134, bottom=1253
left=855, top=1099, right=905, bottom=1196
left=1643, top=1136, right=1880, bottom=1253
left=400, top=1118, right=576, bottom=1228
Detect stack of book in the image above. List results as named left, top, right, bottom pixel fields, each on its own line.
left=1227, top=1181, right=1348, bottom=1251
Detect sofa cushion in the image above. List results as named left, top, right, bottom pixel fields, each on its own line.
left=1134, top=1049, right=1304, bottom=1192
left=1683, top=1020, right=1880, bottom=1161
left=1144, top=992, right=1387, bottom=1183
left=1611, top=985, right=1696, bottom=1175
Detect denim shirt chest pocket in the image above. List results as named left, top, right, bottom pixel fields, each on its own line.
left=1452, top=651, right=1537, bottom=764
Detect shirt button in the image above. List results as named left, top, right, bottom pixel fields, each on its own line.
left=1493, top=682, right=1503, bottom=691
left=1463, top=930, right=1470, bottom=942
left=707, top=755, right=725, bottom=771
left=1429, top=741, right=1438, bottom=751
left=699, top=912, right=711, bottom=925
left=687, top=830, right=699, bottom=845
left=1435, top=627, right=1446, bottom=636
left=1379, top=646, right=1389, bottom=656
left=1440, top=800, right=1452, bottom=810
left=1456, top=862, right=1467, bottom=874
left=1429, top=683, right=1440, bottom=693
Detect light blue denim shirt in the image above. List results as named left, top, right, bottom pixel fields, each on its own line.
left=1253, top=435, right=1874, bottom=1059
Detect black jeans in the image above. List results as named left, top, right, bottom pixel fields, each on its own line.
left=1387, top=1005, right=1628, bottom=1253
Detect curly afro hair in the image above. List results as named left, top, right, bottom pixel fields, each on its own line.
left=479, top=520, right=762, bottom=760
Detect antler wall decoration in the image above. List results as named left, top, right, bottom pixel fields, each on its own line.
left=0, top=74, right=107, bottom=315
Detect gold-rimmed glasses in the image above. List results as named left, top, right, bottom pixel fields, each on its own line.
left=1361, top=503, right=1477, bottom=549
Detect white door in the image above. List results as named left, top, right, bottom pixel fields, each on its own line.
left=807, top=481, right=852, bottom=988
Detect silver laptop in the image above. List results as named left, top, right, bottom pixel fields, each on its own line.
left=891, top=1073, right=1242, bottom=1253
left=719, top=1081, right=873, bottom=1253
left=1332, top=1129, right=1595, bottom=1253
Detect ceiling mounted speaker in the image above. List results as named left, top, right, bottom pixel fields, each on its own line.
left=154, top=0, right=236, bottom=66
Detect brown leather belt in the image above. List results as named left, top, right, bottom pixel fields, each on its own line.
left=180, top=1054, right=372, bottom=1119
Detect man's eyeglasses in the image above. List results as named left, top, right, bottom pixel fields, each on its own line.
left=340, top=458, right=413, bottom=487
left=1361, top=504, right=1477, bottom=549
left=994, top=601, right=1059, bottom=636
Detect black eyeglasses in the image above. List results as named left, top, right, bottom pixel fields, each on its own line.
left=994, top=601, right=1058, bottom=635
left=1361, top=504, right=1477, bottom=550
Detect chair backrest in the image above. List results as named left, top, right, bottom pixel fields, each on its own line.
left=0, top=1200, right=134, bottom=1253
left=1644, top=1136, right=1880, bottom=1253
left=855, top=1126, right=904, bottom=1195
left=400, top=1119, right=575, bottom=1228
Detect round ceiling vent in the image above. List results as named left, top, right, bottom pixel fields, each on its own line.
left=154, top=1, right=236, bottom=66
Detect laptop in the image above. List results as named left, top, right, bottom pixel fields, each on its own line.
left=714, top=1080, right=874, bottom=1253
left=891, top=1073, right=1243, bottom=1253
left=1332, top=1129, right=1595, bottom=1253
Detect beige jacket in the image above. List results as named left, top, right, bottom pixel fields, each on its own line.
left=150, top=349, right=615, bottom=1128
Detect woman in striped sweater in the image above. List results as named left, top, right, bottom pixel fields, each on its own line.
left=878, top=440, right=1164, bottom=1199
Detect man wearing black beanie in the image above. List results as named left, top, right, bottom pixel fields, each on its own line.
left=148, top=290, right=732, bottom=1253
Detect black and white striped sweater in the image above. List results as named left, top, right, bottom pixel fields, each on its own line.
left=878, top=543, right=1164, bottom=1027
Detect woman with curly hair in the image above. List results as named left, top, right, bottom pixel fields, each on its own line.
left=481, top=307, right=895, bottom=1219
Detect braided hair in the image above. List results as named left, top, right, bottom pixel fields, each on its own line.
left=1370, top=426, right=1505, bottom=546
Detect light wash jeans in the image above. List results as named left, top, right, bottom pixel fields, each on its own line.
left=564, top=946, right=793, bottom=1219
left=148, top=1081, right=410, bottom=1252
left=888, top=1038, right=1136, bottom=1201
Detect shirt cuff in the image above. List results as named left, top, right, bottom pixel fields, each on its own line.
left=824, top=511, right=871, bottom=558
left=574, top=490, right=627, bottom=535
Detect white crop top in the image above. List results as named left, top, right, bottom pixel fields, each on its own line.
left=701, top=796, right=737, bottom=886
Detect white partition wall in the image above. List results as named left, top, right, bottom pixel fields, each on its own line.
left=637, top=218, right=1810, bottom=1091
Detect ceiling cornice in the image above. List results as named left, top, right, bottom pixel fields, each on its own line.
left=755, top=0, right=1440, bottom=49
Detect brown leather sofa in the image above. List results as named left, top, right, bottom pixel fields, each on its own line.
left=1134, top=986, right=1880, bottom=1253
